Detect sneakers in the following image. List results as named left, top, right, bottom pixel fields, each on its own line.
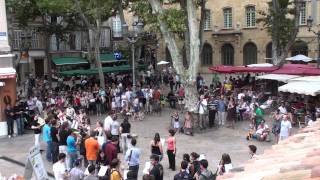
left=8, top=135, right=12, bottom=138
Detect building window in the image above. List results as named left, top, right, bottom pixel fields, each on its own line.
left=201, top=43, right=213, bottom=66
left=112, top=14, right=122, bottom=37
left=204, top=9, right=212, bottom=30
left=100, top=28, right=111, bottom=48
left=243, top=42, right=257, bottom=65
left=291, top=41, right=308, bottom=56
left=223, top=8, right=233, bottom=29
left=31, top=31, right=39, bottom=49
left=299, top=2, right=306, bottom=25
left=266, top=42, right=272, bottom=64
left=221, top=43, right=234, bottom=65
left=12, top=30, right=22, bottom=49
left=246, top=6, right=256, bottom=27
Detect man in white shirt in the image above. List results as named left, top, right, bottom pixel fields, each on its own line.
left=53, top=153, right=68, bottom=180
left=198, top=95, right=208, bottom=130
left=278, top=103, right=287, bottom=114
left=104, top=113, right=114, bottom=134
left=279, top=115, right=292, bottom=141
left=66, top=105, right=75, bottom=120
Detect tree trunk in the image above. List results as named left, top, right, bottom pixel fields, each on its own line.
left=94, top=17, right=106, bottom=90
left=45, top=32, right=52, bottom=88
left=186, top=0, right=200, bottom=82
left=183, top=81, right=198, bottom=111
left=148, top=0, right=184, bottom=76
left=117, top=0, right=125, bottom=25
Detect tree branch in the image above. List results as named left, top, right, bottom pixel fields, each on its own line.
left=74, top=0, right=93, bottom=30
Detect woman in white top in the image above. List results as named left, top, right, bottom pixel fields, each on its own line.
left=218, top=153, right=233, bottom=176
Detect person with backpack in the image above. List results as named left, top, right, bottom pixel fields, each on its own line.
left=194, top=159, right=215, bottom=180
left=109, top=159, right=122, bottom=180
left=174, top=161, right=192, bottom=180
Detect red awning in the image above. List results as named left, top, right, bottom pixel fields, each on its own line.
left=0, top=68, right=16, bottom=79
left=209, top=65, right=278, bottom=74
left=272, top=64, right=320, bottom=76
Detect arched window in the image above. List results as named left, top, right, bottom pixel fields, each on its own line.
left=246, top=6, right=256, bottom=27
left=201, top=43, right=213, bottom=66
left=166, top=47, right=172, bottom=63
left=266, top=42, right=272, bottom=63
left=291, top=41, right=308, bottom=56
left=243, top=42, right=257, bottom=65
left=221, top=44, right=234, bottom=65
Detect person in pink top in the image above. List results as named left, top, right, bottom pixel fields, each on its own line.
left=167, top=129, right=176, bottom=171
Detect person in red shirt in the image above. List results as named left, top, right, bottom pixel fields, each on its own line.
left=85, top=132, right=99, bottom=166
left=104, top=136, right=119, bottom=165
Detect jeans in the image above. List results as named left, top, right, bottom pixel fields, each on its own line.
left=68, top=151, right=78, bottom=170
left=218, top=111, right=226, bottom=126
left=16, top=117, right=24, bottom=135
left=199, top=114, right=206, bottom=129
left=52, top=142, right=59, bottom=163
left=7, top=119, right=14, bottom=136
left=46, top=141, right=53, bottom=162
left=167, top=150, right=175, bottom=170
left=34, top=134, right=40, bottom=147
left=129, top=165, right=139, bottom=177
left=120, top=133, right=131, bottom=153
left=169, top=100, right=176, bottom=109
left=59, top=145, right=69, bottom=170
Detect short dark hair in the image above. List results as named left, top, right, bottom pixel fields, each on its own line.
left=249, top=145, right=257, bottom=154
left=150, top=154, right=159, bottom=162
left=183, top=153, right=190, bottom=162
left=191, top=152, right=199, bottom=159
left=200, top=159, right=208, bottom=169
left=131, top=138, right=137, bottom=146
left=181, top=160, right=188, bottom=170
left=111, top=136, right=119, bottom=142
left=169, top=129, right=175, bottom=136
left=110, top=159, right=119, bottom=168
left=88, top=165, right=95, bottom=174
left=58, top=153, right=66, bottom=160
left=90, top=131, right=96, bottom=137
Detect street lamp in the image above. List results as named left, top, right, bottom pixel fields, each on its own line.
left=307, top=16, right=320, bottom=68
left=122, top=20, right=144, bottom=93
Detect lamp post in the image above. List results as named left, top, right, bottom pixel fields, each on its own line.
left=307, top=16, right=320, bottom=68
left=122, top=21, right=143, bottom=93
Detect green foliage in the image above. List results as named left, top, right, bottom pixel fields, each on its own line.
left=257, top=0, right=297, bottom=50
left=161, top=8, right=187, bottom=33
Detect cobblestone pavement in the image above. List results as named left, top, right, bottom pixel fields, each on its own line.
left=0, top=107, right=275, bottom=179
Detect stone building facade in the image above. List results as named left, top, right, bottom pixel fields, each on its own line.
left=155, top=0, right=320, bottom=73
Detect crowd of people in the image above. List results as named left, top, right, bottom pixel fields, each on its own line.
left=4, top=66, right=320, bottom=179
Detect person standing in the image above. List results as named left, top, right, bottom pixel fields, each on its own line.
left=5, top=104, right=15, bottom=138
left=85, top=131, right=99, bottom=166
left=183, top=112, right=193, bottom=136
left=14, top=101, right=24, bottom=136
left=226, top=98, right=236, bottom=129
left=207, top=96, right=218, bottom=128
left=217, top=96, right=226, bottom=127
left=279, top=115, right=292, bottom=141
left=149, top=154, right=164, bottom=180
left=120, top=116, right=131, bottom=153
left=125, top=138, right=141, bottom=176
left=53, top=153, right=69, bottom=180
left=104, top=136, right=119, bottom=165
left=43, top=118, right=53, bottom=162
left=110, top=159, right=122, bottom=180
left=197, top=95, right=207, bottom=130
left=31, top=116, right=41, bottom=146
left=254, top=104, right=264, bottom=130
left=167, top=129, right=176, bottom=171
left=67, top=132, right=78, bottom=169
left=70, top=159, right=84, bottom=180
left=151, top=133, right=163, bottom=161
left=110, top=115, right=121, bottom=152
left=194, top=159, right=215, bottom=180
left=51, top=119, right=60, bottom=163
left=272, top=110, right=282, bottom=144
left=174, top=161, right=192, bottom=180
left=59, top=121, right=72, bottom=170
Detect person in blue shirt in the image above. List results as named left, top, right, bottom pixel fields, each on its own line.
left=125, top=138, right=141, bottom=177
left=217, top=96, right=226, bottom=127
left=42, top=118, right=52, bottom=162
left=67, top=131, right=78, bottom=170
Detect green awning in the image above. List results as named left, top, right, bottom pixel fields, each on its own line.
left=52, top=57, right=89, bottom=66
left=59, top=64, right=146, bottom=76
left=100, top=54, right=126, bottom=63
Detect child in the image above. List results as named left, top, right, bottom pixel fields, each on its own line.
left=171, top=111, right=180, bottom=132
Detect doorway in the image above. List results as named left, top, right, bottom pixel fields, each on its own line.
left=34, top=59, right=44, bottom=78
